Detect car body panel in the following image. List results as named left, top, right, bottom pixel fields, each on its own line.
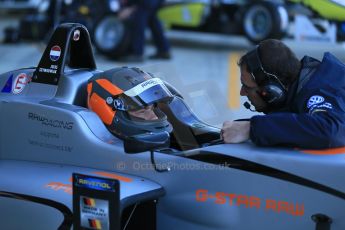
left=0, top=196, right=64, bottom=229
left=158, top=3, right=208, bottom=28
left=0, top=160, right=164, bottom=209
left=289, top=0, right=345, bottom=21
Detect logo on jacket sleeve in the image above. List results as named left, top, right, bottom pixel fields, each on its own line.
left=307, top=95, right=324, bottom=109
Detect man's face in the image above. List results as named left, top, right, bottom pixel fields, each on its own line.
left=128, top=105, right=158, bottom=120
left=240, top=65, right=268, bottom=112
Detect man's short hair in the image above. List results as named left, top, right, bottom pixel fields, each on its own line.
left=239, top=39, right=301, bottom=88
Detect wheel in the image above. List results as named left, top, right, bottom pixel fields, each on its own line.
left=242, top=1, right=288, bottom=43
left=93, top=15, right=131, bottom=59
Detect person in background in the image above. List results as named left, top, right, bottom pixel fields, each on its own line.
left=221, top=39, right=345, bottom=149
left=118, top=0, right=171, bottom=62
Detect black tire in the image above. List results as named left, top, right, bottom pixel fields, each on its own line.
left=92, top=15, right=131, bottom=59
left=242, top=1, right=288, bottom=43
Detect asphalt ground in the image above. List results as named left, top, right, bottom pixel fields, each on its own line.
left=1, top=18, right=345, bottom=127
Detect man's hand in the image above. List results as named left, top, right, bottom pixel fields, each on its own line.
left=221, top=121, right=250, bottom=143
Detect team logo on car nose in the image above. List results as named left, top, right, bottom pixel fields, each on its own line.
left=13, top=73, right=29, bottom=94
left=307, top=95, right=324, bottom=108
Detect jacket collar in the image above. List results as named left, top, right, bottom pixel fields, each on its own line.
left=268, top=55, right=320, bottom=113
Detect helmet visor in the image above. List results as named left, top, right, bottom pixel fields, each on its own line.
left=112, top=78, right=173, bottom=111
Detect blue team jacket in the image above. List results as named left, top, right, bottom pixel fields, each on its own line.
left=250, top=52, right=345, bottom=149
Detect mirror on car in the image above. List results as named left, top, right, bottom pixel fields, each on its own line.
left=124, top=132, right=170, bottom=154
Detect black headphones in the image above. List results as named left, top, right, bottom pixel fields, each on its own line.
left=244, top=46, right=287, bottom=107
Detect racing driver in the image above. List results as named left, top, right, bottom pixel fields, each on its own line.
left=87, top=66, right=173, bottom=138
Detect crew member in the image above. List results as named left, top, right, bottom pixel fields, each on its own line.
left=221, top=39, right=345, bottom=149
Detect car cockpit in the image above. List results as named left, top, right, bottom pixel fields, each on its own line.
left=20, top=23, right=222, bottom=152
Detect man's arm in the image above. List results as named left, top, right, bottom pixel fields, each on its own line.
left=250, top=108, right=345, bottom=149
left=222, top=91, right=345, bottom=148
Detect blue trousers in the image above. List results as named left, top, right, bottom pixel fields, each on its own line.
left=130, top=0, right=170, bottom=56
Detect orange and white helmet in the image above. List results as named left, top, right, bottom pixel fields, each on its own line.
left=87, top=67, right=173, bottom=138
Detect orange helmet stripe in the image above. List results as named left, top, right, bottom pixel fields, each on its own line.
left=96, top=79, right=123, bottom=95
left=89, top=92, right=115, bottom=125
left=87, top=82, right=92, bottom=95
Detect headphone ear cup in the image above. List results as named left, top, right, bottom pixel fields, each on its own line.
left=260, top=81, right=287, bottom=106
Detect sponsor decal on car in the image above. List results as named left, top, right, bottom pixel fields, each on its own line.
left=300, top=146, right=345, bottom=155
left=13, top=73, right=30, bottom=94
left=28, top=112, right=74, bottom=130
left=50, top=45, right=61, bottom=62
left=44, top=172, right=132, bottom=194
left=77, top=177, right=114, bottom=191
left=1, top=73, right=31, bottom=94
left=38, top=66, right=58, bottom=74
left=196, top=189, right=304, bottom=216
left=46, top=182, right=72, bottom=194
left=74, top=174, right=119, bottom=229
left=80, top=196, right=108, bottom=229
